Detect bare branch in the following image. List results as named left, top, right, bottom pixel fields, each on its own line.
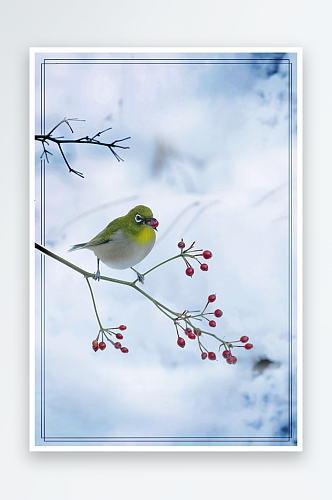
left=57, top=143, right=84, bottom=178
left=90, top=126, right=113, bottom=141
left=40, top=140, right=53, bottom=163
left=47, top=117, right=85, bottom=136
left=35, top=118, right=130, bottom=177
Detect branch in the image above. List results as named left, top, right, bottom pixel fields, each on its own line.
left=35, top=242, right=253, bottom=363
left=35, top=117, right=131, bottom=178
left=132, top=254, right=182, bottom=285
left=35, top=242, right=180, bottom=318
left=35, top=241, right=213, bottom=335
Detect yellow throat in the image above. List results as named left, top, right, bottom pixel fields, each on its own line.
left=134, top=226, right=156, bottom=245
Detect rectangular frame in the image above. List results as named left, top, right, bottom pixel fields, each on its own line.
left=29, top=47, right=303, bottom=451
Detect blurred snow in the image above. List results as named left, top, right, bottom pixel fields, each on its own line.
left=34, top=51, right=298, bottom=446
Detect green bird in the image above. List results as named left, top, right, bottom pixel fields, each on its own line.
left=69, top=205, right=159, bottom=283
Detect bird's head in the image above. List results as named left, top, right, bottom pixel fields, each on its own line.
left=126, top=205, right=159, bottom=233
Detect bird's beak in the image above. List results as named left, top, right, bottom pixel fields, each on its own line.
left=144, top=217, right=159, bottom=231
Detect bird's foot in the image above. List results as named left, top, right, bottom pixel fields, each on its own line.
left=131, top=267, right=145, bottom=284
left=136, top=272, right=145, bottom=284
left=93, top=270, right=101, bottom=281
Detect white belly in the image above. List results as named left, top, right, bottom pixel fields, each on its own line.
left=93, top=232, right=155, bottom=270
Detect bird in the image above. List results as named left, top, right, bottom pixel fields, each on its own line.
left=69, top=205, right=159, bottom=283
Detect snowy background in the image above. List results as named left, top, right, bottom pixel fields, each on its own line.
left=34, top=51, right=297, bottom=446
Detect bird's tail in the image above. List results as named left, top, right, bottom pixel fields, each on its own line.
left=68, top=242, right=87, bottom=252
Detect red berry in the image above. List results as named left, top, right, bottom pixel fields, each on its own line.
left=214, top=309, right=223, bottom=318
left=222, top=350, right=231, bottom=359
left=208, top=294, right=216, bottom=303
left=119, top=325, right=126, bottom=331
left=240, top=336, right=249, bottom=343
left=200, top=263, right=208, bottom=271
left=121, top=347, right=128, bottom=353
left=209, top=320, right=216, bottom=328
left=201, top=352, right=207, bottom=360
left=227, top=355, right=237, bottom=365
left=185, top=267, right=194, bottom=277
left=99, top=342, right=106, bottom=351
left=92, top=345, right=99, bottom=352
left=244, top=343, right=253, bottom=350
left=203, top=250, right=212, bottom=259
left=116, top=333, right=123, bottom=340
left=114, top=342, right=122, bottom=349
left=178, top=241, right=185, bottom=249
left=92, top=340, right=98, bottom=347
left=194, top=329, right=201, bottom=336
left=149, top=219, right=159, bottom=229
left=188, top=332, right=196, bottom=340
left=208, top=352, right=216, bottom=360
left=177, top=337, right=185, bottom=348
left=185, top=327, right=192, bottom=335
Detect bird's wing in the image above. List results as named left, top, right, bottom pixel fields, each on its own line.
left=84, top=222, right=126, bottom=248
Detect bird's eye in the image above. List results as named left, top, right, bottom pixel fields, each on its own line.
left=135, top=214, right=143, bottom=223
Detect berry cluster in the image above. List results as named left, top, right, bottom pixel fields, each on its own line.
left=85, top=240, right=253, bottom=365
left=221, top=336, right=253, bottom=365
left=173, top=293, right=253, bottom=365
left=177, top=239, right=213, bottom=277
left=92, top=324, right=129, bottom=353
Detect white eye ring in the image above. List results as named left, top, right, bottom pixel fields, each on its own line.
left=135, top=214, right=143, bottom=223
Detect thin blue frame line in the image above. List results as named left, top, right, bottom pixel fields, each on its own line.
left=290, top=62, right=293, bottom=438
left=38, top=56, right=294, bottom=444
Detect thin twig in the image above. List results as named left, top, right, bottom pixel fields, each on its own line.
left=132, top=253, right=182, bottom=285
left=57, top=143, right=84, bottom=178
left=47, top=117, right=85, bottom=136
left=85, top=277, right=104, bottom=331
